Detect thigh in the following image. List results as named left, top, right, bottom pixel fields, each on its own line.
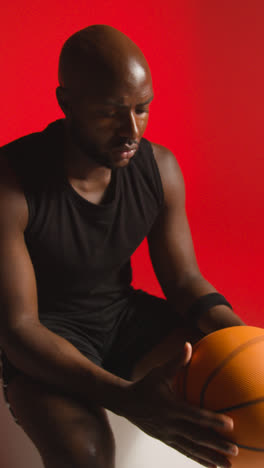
left=103, top=289, right=203, bottom=381
left=130, top=322, right=204, bottom=381
left=5, top=373, right=115, bottom=468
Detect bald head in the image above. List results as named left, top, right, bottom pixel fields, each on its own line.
left=56, top=26, right=154, bottom=169
left=58, top=25, right=152, bottom=97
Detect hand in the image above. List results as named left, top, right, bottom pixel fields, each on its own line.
left=123, top=343, right=239, bottom=468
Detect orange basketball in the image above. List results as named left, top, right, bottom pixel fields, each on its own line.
left=173, top=326, right=264, bottom=468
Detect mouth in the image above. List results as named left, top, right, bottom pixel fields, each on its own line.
left=112, top=145, right=138, bottom=160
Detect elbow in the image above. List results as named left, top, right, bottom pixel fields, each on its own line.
left=0, top=315, right=39, bottom=353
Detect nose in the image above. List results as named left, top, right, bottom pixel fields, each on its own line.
left=119, top=110, right=140, bottom=140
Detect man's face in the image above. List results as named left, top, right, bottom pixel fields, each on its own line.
left=63, top=62, right=154, bottom=169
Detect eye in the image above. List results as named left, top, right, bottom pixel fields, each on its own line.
left=135, top=108, right=149, bottom=115
left=100, top=111, right=116, bottom=118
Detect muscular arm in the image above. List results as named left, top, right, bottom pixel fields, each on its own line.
left=148, top=143, right=245, bottom=333
left=0, top=155, right=129, bottom=414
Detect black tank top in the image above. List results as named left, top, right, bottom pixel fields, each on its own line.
left=1, top=120, right=164, bottom=321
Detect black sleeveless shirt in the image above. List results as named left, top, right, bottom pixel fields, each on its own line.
left=1, top=120, right=164, bottom=323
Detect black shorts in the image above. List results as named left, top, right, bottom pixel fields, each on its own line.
left=1, top=289, right=187, bottom=425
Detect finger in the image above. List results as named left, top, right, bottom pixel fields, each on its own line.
left=173, top=420, right=239, bottom=457
left=158, top=342, right=192, bottom=379
left=170, top=435, right=232, bottom=468
left=171, top=444, right=217, bottom=468
left=175, top=402, right=234, bottom=431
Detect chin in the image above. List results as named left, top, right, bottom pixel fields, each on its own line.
left=112, top=158, right=133, bottom=169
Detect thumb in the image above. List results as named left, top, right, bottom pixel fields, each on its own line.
left=158, top=342, right=192, bottom=381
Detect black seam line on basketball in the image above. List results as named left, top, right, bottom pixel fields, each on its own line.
left=214, top=397, right=264, bottom=413
left=199, top=334, right=264, bottom=408
left=234, top=443, right=264, bottom=452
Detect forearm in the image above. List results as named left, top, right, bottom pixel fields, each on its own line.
left=167, top=275, right=245, bottom=334
left=1, top=319, right=130, bottom=415
left=196, top=303, right=245, bottom=334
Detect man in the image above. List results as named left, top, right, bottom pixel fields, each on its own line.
left=0, top=24, right=243, bottom=468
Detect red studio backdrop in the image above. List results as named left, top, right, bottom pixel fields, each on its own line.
left=1, top=1, right=264, bottom=326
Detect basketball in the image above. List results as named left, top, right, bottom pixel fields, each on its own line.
left=173, top=326, right=264, bottom=467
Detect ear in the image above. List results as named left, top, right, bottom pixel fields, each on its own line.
left=56, top=86, right=71, bottom=116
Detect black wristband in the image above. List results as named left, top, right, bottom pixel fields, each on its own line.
left=187, top=292, right=233, bottom=322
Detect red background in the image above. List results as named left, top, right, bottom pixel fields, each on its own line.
left=1, top=1, right=264, bottom=326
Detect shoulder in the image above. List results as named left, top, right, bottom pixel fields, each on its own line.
left=0, top=152, right=29, bottom=231
left=0, top=127, right=49, bottom=161
left=150, top=141, right=182, bottom=172
left=0, top=130, right=41, bottom=196
left=0, top=119, right=62, bottom=157
left=0, top=128, right=45, bottom=230
left=149, top=141, right=186, bottom=206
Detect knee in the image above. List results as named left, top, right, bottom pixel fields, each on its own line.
left=81, top=438, right=115, bottom=468
left=44, top=441, right=115, bottom=468
left=64, top=427, right=116, bottom=468
left=42, top=424, right=116, bottom=468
